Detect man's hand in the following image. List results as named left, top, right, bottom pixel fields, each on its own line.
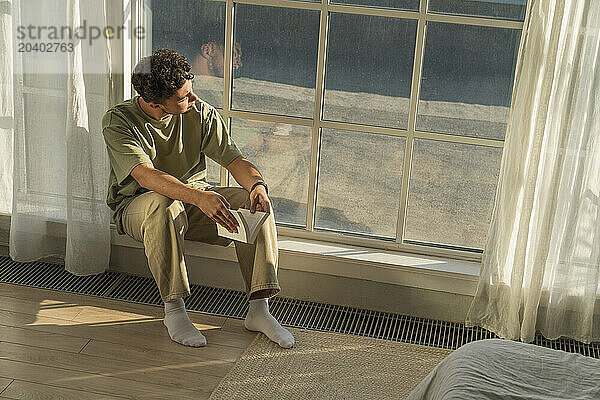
left=250, top=185, right=271, bottom=214
left=194, top=191, right=239, bottom=233
left=129, top=163, right=240, bottom=233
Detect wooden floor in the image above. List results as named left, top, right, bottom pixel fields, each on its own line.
left=0, top=282, right=259, bottom=399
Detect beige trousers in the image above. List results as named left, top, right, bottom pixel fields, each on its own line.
left=120, top=186, right=281, bottom=303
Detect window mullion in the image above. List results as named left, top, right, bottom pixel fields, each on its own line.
left=306, top=0, right=329, bottom=232
left=395, top=0, right=429, bottom=245
left=222, top=0, right=235, bottom=187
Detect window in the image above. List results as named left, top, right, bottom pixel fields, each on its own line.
left=144, top=0, right=527, bottom=260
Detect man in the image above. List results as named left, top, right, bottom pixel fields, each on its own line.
left=189, top=32, right=242, bottom=107
left=101, top=48, right=294, bottom=349
left=191, top=37, right=242, bottom=78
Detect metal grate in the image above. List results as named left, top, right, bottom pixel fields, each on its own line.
left=1, top=255, right=599, bottom=358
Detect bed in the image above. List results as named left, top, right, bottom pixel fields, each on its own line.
left=406, top=338, right=600, bottom=400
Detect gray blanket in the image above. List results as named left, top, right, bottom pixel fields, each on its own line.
left=407, top=338, right=600, bottom=400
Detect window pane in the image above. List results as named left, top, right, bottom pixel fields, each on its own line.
left=233, top=5, right=320, bottom=118
left=331, top=0, right=418, bottom=11
left=417, top=23, right=521, bottom=140
left=429, top=0, right=527, bottom=21
left=151, top=0, right=225, bottom=108
left=405, top=139, right=501, bottom=249
left=315, top=129, right=405, bottom=238
left=230, top=119, right=312, bottom=227
left=324, top=14, right=417, bottom=129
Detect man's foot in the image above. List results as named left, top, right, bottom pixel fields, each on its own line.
left=244, top=298, right=295, bottom=348
left=163, top=298, right=207, bottom=347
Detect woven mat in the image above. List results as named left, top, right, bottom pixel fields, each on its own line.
left=209, top=327, right=453, bottom=400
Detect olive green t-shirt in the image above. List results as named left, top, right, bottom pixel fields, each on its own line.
left=101, top=96, right=242, bottom=235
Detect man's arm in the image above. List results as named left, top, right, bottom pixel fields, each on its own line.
left=131, top=162, right=204, bottom=205
left=226, top=155, right=271, bottom=213
left=225, top=155, right=264, bottom=192
left=131, top=162, right=239, bottom=233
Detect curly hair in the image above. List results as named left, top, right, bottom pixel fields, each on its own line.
left=131, top=48, right=194, bottom=104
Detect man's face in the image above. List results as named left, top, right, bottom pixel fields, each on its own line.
left=157, top=79, right=199, bottom=115
left=208, top=42, right=242, bottom=78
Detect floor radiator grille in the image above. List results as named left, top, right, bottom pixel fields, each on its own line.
left=1, top=255, right=598, bottom=358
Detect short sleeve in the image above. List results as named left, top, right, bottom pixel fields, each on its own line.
left=201, top=107, right=242, bottom=168
left=102, top=112, right=153, bottom=185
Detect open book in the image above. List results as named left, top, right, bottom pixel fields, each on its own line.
left=216, top=209, right=269, bottom=244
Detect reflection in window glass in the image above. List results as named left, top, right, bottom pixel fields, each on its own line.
left=233, top=5, right=320, bottom=118
left=429, top=0, right=527, bottom=21
left=324, top=14, right=417, bottom=129
left=331, top=0, right=418, bottom=11
left=315, top=129, right=405, bottom=238
left=229, top=119, right=312, bottom=227
left=151, top=0, right=225, bottom=108
left=417, top=23, right=521, bottom=140
left=405, top=139, right=501, bottom=249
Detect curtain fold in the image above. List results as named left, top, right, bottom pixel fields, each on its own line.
left=0, top=0, right=13, bottom=214
left=8, top=0, right=112, bottom=275
left=466, top=0, right=600, bottom=344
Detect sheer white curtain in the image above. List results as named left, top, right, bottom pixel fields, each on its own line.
left=466, top=0, right=600, bottom=344
left=0, top=0, right=13, bottom=214
left=8, top=0, right=113, bottom=275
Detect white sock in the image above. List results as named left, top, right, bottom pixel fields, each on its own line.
left=244, top=298, right=295, bottom=349
left=163, top=298, right=207, bottom=347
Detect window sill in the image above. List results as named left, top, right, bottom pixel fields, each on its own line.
left=110, top=225, right=481, bottom=296
left=0, top=213, right=480, bottom=297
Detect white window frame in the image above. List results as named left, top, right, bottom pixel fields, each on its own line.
left=124, top=0, right=525, bottom=263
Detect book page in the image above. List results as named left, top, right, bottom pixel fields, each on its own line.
left=238, top=209, right=268, bottom=237
left=216, top=211, right=248, bottom=242
left=216, top=209, right=269, bottom=244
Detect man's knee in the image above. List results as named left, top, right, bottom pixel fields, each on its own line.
left=231, top=187, right=251, bottom=209
left=144, top=192, right=186, bottom=221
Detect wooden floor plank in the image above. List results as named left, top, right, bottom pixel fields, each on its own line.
left=0, top=324, right=89, bottom=353
left=71, top=304, right=226, bottom=331
left=0, top=282, right=255, bottom=349
left=0, top=308, right=245, bottom=359
left=0, top=283, right=263, bottom=399
left=80, top=339, right=238, bottom=376
left=82, top=336, right=244, bottom=363
left=0, top=359, right=208, bottom=400
left=0, top=313, right=253, bottom=351
left=0, top=283, right=172, bottom=319
left=0, top=283, right=229, bottom=332
left=0, top=341, right=223, bottom=391
left=0, top=292, right=227, bottom=331
left=0, top=294, right=85, bottom=321
left=2, top=379, right=129, bottom=400
left=0, top=378, right=12, bottom=394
